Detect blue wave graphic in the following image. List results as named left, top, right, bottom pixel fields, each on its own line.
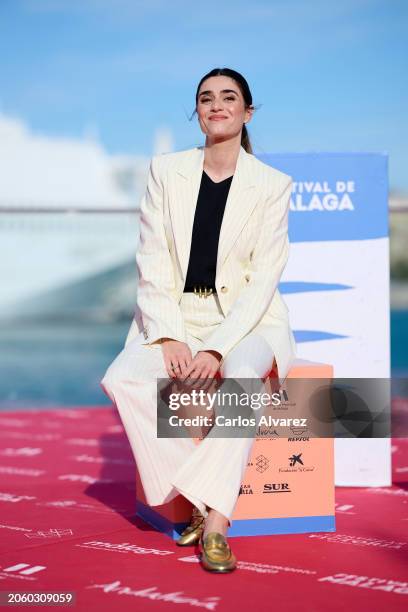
left=294, top=330, right=349, bottom=343
left=280, top=281, right=353, bottom=293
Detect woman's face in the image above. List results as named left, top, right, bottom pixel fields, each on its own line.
left=196, top=75, right=253, bottom=143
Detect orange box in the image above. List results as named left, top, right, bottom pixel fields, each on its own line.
left=136, top=359, right=336, bottom=538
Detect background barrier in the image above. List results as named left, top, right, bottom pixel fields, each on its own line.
left=258, top=152, right=391, bottom=487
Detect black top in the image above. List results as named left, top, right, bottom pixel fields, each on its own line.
left=184, top=170, right=233, bottom=291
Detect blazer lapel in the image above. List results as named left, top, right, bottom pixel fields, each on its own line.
left=170, top=145, right=259, bottom=282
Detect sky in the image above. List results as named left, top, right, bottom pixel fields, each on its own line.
left=0, top=0, right=407, bottom=192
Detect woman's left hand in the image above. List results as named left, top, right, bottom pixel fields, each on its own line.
left=178, top=350, right=222, bottom=384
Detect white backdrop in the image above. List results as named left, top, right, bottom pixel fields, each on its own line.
left=258, top=152, right=391, bottom=486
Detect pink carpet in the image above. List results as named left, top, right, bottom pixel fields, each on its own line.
left=0, top=405, right=406, bottom=611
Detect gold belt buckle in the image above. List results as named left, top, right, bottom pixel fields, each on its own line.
left=193, top=285, right=213, bottom=299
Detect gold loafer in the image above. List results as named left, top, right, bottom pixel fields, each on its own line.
left=176, top=507, right=205, bottom=546
left=199, top=532, right=237, bottom=572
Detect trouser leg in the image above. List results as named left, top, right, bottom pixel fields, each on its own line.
left=100, top=332, right=207, bottom=512
left=170, top=330, right=275, bottom=527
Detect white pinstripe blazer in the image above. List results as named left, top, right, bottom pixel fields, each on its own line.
left=124, top=144, right=297, bottom=381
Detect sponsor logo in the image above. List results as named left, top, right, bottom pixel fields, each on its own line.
left=72, top=454, right=134, bottom=465
left=288, top=426, right=310, bottom=441
left=0, top=467, right=44, bottom=477
left=77, top=541, right=173, bottom=556
left=67, top=439, right=99, bottom=447
left=267, top=388, right=290, bottom=410
left=87, top=580, right=221, bottom=609
left=277, top=388, right=296, bottom=409
left=278, top=452, right=315, bottom=473
left=178, top=555, right=316, bottom=575
left=0, top=563, right=46, bottom=581
left=256, top=426, right=279, bottom=438
left=310, top=534, right=407, bottom=550
left=263, top=483, right=292, bottom=494
left=38, top=499, right=129, bottom=515
left=255, top=454, right=270, bottom=473
left=25, top=529, right=74, bottom=540
left=239, top=484, right=253, bottom=495
left=0, top=492, right=36, bottom=503
left=290, top=453, right=304, bottom=467
left=58, top=474, right=115, bottom=484
left=66, top=438, right=126, bottom=448
left=289, top=425, right=308, bottom=437
left=318, top=573, right=408, bottom=595
left=0, top=447, right=42, bottom=457
left=366, top=487, right=408, bottom=497
left=0, top=524, right=32, bottom=532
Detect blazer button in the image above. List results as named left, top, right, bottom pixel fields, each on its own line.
left=245, top=274, right=250, bottom=282
left=220, top=286, right=228, bottom=293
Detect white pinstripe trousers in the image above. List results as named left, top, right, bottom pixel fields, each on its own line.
left=100, top=291, right=275, bottom=527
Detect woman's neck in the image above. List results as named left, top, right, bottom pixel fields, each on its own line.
left=203, top=139, right=240, bottom=179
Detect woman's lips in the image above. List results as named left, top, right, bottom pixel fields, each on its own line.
left=209, top=116, right=227, bottom=120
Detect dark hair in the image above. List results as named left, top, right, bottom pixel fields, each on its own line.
left=190, top=67, right=255, bottom=154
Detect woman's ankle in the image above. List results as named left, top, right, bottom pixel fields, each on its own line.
left=203, top=509, right=229, bottom=538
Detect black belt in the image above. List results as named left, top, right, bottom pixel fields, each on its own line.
left=183, top=284, right=217, bottom=297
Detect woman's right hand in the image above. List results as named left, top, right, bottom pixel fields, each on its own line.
left=160, top=338, right=193, bottom=379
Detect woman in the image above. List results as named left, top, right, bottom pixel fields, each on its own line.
left=101, top=67, right=296, bottom=573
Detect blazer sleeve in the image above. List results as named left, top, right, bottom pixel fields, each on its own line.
left=198, top=175, right=293, bottom=362
left=135, top=154, right=188, bottom=345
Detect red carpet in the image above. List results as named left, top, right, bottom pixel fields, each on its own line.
left=0, top=406, right=407, bottom=611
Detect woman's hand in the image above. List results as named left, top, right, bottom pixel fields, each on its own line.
left=179, top=350, right=222, bottom=383
left=160, top=339, right=193, bottom=379
left=160, top=339, right=222, bottom=384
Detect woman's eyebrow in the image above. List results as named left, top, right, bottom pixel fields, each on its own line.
left=198, top=89, right=238, bottom=96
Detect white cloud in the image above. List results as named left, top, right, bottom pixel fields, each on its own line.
left=0, top=112, right=149, bottom=207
